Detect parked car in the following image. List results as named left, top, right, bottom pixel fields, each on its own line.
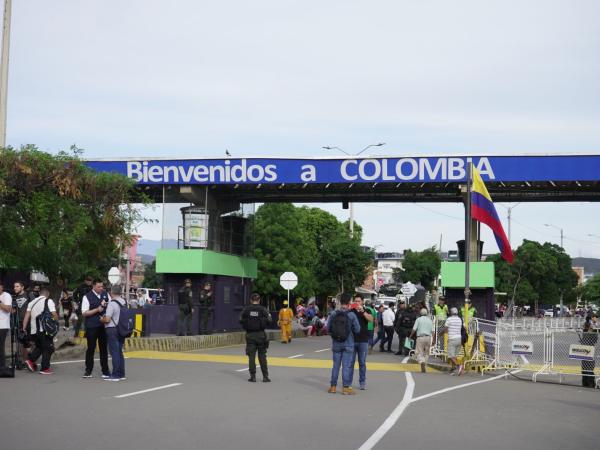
left=375, top=296, right=398, bottom=309
left=543, top=309, right=554, bottom=318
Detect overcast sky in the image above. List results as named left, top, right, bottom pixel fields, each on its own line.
left=5, top=1, right=600, bottom=258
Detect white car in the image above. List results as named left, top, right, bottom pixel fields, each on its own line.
left=543, top=309, right=554, bottom=317
left=375, top=296, right=398, bottom=309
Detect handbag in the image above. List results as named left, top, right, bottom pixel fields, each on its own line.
left=404, top=338, right=414, bottom=350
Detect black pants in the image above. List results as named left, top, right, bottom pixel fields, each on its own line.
left=28, top=333, right=54, bottom=371
left=85, top=327, right=109, bottom=375
left=246, top=331, right=269, bottom=377
left=396, top=329, right=410, bottom=355
left=582, top=360, right=596, bottom=388
left=381, top=326, right=394, bottom=351
left=199, top=308, right=212, bottom=334
left=0, top=329, right=7, bottom=369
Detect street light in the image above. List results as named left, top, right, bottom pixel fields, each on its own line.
left=322, top=143, right=386, bottom=237
left=0, top=0, right=13, bottom=148
left=544, top=223, right=564, bottom=248
left=502, top=202, right=522, bottom=247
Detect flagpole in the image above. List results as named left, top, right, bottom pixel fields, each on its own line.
left=464, top=162, right=472, bottom=304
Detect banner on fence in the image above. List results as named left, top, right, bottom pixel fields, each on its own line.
left=511, top=341, right=534, bottom=355
left=568, top=344, right=595, bottom=361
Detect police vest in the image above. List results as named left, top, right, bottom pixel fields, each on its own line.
left=434, top=304, right=448, bottom=320
left=84, top=291, right=107, bottom=329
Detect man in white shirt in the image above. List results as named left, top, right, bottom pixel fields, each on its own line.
left=380, top=305, right=396, bottom=353
left=0, top=282, right=13, bottom=371
left=22, top=288, right=58, bottom=374
left=444, top=307, right=464, bottom=375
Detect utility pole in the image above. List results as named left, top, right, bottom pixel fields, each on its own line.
left=506, top=202, right=521, bottom=247
left=0, top=0, right=12, bottom=149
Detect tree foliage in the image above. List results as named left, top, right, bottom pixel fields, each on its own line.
left=488, top=240, right=578, bottom=309
left=254, top=203, right=372, bottom=300
left=581, top=273, right=600, bottom=305
left=143, top=260, right=163, bottom=289
left=393, top=247, right=441, bottom=290
left=0, top=146, right=144, bottom=289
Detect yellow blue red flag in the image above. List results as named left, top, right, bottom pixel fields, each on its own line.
left=471, top=167, right=514, bottom=263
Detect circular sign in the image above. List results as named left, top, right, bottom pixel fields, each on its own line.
left=108, top=267, right=121, bottom=285
left=280, top=272, right=298, bottom=290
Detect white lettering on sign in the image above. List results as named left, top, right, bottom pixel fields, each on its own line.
left=568, top=344, right=595, bottom=361
left=511, top=341, right=534, bottom=355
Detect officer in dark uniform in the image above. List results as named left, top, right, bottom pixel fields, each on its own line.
left=240, top=293, right=271, bottom=382
left=72, top=276, right=93, bottom=337
left=177, top=279, right=194, bottom=336
left=581, top=313, right=598, bottom=388
left=199, top=282, right=213, bottom=335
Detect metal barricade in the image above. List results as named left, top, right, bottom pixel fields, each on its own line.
left=548, top=329, right=599, bottom=385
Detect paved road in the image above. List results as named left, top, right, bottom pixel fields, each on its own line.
left=1, top=336, right=598, bottom=450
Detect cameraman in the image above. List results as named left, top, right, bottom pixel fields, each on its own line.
left=0, top=282, right=12, bottom=371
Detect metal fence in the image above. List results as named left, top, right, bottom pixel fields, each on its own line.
left=431, top=316, right=599, bottom=387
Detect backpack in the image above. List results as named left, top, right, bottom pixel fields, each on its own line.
left=36, top=298, right=59, bottom=338
left=110, top=300, right=135, bottom=338
left=330, top=311, right=349, bottom=342
left=460, top=319, right=468, bottom=345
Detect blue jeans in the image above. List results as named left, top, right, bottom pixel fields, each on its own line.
left=330, top=346, right=354, bottom=387
left=350, top=342, right=368, bottom=386
left=106, top=327, right=125, bottom=378
left=372, top=329, right=385, bottom=347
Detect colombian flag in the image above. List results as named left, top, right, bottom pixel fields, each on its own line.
left=471, top=167, right=514, bottom=263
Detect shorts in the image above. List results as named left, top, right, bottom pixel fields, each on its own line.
left=448, top=337, right=462, bottom=358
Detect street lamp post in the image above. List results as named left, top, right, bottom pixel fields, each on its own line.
left=322, top=143, right=386, bottom=237
left=506, top=203, right=522, bottom=247
left=0, top=0, right=12, bottom=148
left=544, top=223, right=565, bottom=316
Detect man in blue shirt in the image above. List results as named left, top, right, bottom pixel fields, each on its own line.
left=327, top=293, right=360, bottom=395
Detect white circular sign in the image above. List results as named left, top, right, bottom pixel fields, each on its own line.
left=108, top=267, right=121, bottom=285
left=280, top=272, right=298, bottom=290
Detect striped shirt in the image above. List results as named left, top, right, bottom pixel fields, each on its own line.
left=445, top=315, right=462, bottom=339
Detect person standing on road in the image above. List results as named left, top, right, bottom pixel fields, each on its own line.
left=327, top=293, right=360, bottom=395
left=349, top=295, right=373, bottom=390
left=371, top=304, right=385, bottom=351
left=580, top=313, right=598, bottom=388
left=82, top=279, right=110, bottom=378
left=278, top=300, right=294, bottom=343
left=199, top=282, right=213, bottom=335
left=13, top=281, right=32, bottom=368
left=410, top=308, right=434, bottom=373
left=380, top=305, right=395, bottom=353
left=364, top=299, right=377, bottom=354
left=22, top=288, right=58, bottom=375
left=444, top=307, right=464, bottom=375
left=72, top=276, right=93, bottom=337
left=0, top=282, right=13, bottom=372
left=100, top=285, right=127, bottom=382
left=240, top=293, right=271, bottom=383
left=177, top=279, right=195, bottom=336
left=393, top=300, right=410, bottom=355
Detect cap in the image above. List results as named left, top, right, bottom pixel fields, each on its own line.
left=283, top=300, right=288, bottom=306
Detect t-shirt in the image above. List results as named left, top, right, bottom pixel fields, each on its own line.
left=445, top=315, right=462, bottom=339
left=350, top=309, right=370, bottom=343
left=105, top=298, right=125, bottom=328
left=0, top=292, right=12, bottom=329
left=27, top=296, right=56, bottom=334
left=412, top=316, right=433, bottom=337
left=382, top=309, right=395, bottom=327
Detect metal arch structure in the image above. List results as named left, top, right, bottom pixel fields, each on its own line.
left=86, top=153, right=600, bottom=203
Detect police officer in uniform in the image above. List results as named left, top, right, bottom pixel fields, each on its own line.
left=199, top=282, right=213, bottom=335
left=240, top=293, right=271, bottom=382
left=177, top=279, right=194, bottom=336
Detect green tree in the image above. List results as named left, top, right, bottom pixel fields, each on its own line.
left=143, top=260, right=163, bottom=288
left=393, top=247, right=441, bottom=290
left=0, top=146, right=143, bottom=293
left=582, top=273, right=600, bottom=305
left=488, top=240, right=578, bottom=312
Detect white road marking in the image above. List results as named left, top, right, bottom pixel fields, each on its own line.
left=401, top=356, right=410, bottom=364
left=288, top=354, right=304, bottom=359
left=410, top=371, right=518, bottom=403
left=358, top=371, right=415, bottom=450
left=314, top=348, right=329, bottom=353
left=235, top=365, right=260, bottom=372
left=114, top=383, right=182, bottom=399
left=53, top=357, right=128, bottom=365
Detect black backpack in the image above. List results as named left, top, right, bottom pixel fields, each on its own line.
left=330, top=311, right=349, bottom=342
left=36, top=298, right=59, bottom=338
left=110, top=300, right=135, bottom=338
left=245, top=309, right=264, bottom=332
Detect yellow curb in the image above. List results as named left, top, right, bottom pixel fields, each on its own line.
left=124, top=350, right=438, bottom=373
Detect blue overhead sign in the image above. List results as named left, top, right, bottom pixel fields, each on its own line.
left=86, top=155, right=600, bottom=185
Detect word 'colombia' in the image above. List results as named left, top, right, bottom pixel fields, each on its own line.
left=126, top=157, right=495, bottom=184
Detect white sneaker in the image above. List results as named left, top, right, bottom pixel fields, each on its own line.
left=119, top=377, right=127, bottom=381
